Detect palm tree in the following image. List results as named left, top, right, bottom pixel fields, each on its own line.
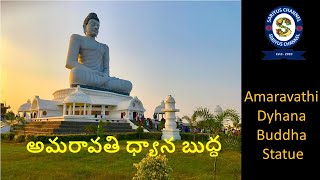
left=233, top=121, right=241, bottom=136
left=207, top=108, right=240, bottom=135
left=181, top=107, right=212, bottom=141
left=184, top=107, right=240, bottom=136
left=182, top=107, right=240, bottom=136
left=181, top=113, right=198, bottom=141
left=233, top=121, right=241, bottom=130
left=181, top=115, right=196, bottom=133
left=185, top=107, right=240, bottom=176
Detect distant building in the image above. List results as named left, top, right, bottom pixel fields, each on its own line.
left=213, top=105, right=223, bottom=115
left=18, top=100, right=32, bottom=120
left=153, top=100, right=165, bottom=121
left=1, top=103, right=11, bottom=121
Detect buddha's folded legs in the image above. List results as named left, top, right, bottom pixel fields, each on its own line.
left=69, top=67, right=132, bottom=94
left=105, top=77, right=132, bottom=94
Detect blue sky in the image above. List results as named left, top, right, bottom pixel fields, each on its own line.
left=1, top=1, right=241, bottom=119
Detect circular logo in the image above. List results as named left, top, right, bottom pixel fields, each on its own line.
left=265, top=6, right=303, bottom=49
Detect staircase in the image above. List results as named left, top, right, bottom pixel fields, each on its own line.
left=13, top=121, right=135, bottom=135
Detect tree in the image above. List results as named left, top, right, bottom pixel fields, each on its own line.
left=4, top=111, right=17, bottom=131
left=233, top=122, right=241, bottom=136
left=182, top=107, right=213, bottom=133
left=183, top=107, right=240, bottom=136
left=206, top=108, right=240, bottom=135
left=5, top=111, right=15, bottom=120
left=233, top=121, right=241, bottom=130
left=136, top=125, right=144, bottom=139
left=17, top=117, right=27, bottom=135
left=181, top=108, right=211, bottom=140
left=189, top=107, right=240, bottom=176
left=181, top=114, right=197, bottom=133
left=193, top=107, right=213, bottom=133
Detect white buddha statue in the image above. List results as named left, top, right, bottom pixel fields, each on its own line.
left=65, top=13, right=132, bottom=95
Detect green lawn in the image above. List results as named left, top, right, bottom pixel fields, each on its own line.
left=1, top=140, right=241, bottom=180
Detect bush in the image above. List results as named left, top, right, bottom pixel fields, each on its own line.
left=2, top=132, right=15, bottom=141
left=5, top=111, right=15, bottom=120
left=14, top=135, right=25, bottom=143
left=114, top=132, right=138, bottom=140
left=159, top=121, right=165, bottom=130
left=218, top=133, right=241, bottom=151
left=105, top=121, right=111, bottom=126
left=84, top=125, right=98, bottom=134
left=133, top=154, right=173, bottom=180
left=25, top=134, right=34, bottom=142
left=136, top=126, right=144, bottom=139
left=140, top=132, right=162, bottom=140
left=180, top=133, right=209, bottom=141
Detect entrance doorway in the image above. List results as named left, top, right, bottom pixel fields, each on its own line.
left=121, top=112, right=126, bottom=119
left=133, top=112, right=137, bottom=121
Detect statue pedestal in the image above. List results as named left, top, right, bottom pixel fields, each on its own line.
left=162, top=128, right=181, bottom=141
left=40, top=87, right=146, bottom=123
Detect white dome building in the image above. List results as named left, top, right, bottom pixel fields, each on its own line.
left=213, top=105, right=223, bottom=115
left=153, top=100, right=165, bottom=120
left=18, top=99, right=31, bottom=118
left=212, top=105, right=238, bottom=130
left=30, top=96, right=61, bottom=119
left=114, top=96, right=146, bottom=121
left=19, top=84, right=146, bottom=128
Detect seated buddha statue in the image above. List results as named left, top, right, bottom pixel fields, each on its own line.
left=65, top=12, right=132, bottom=95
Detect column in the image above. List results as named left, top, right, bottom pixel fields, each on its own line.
left=68, top=105, right=72, bottom=115
left=84, top=103, right=87, bottom=115
left=72, top=103, right=75, bottom=115
left=101, top=105, right=105, bottom=118
left=63, top=104, right=66, bottom=115
left=89, top=105, right=92, bottom=116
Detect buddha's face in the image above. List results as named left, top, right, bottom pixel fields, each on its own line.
left=85, top=19, right=100, bottom=37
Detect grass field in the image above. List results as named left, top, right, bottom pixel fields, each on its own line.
left=1, top=139, right=241, bottom=180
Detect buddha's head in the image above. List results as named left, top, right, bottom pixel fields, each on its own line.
left=83, top=13, right=100, bottom=38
